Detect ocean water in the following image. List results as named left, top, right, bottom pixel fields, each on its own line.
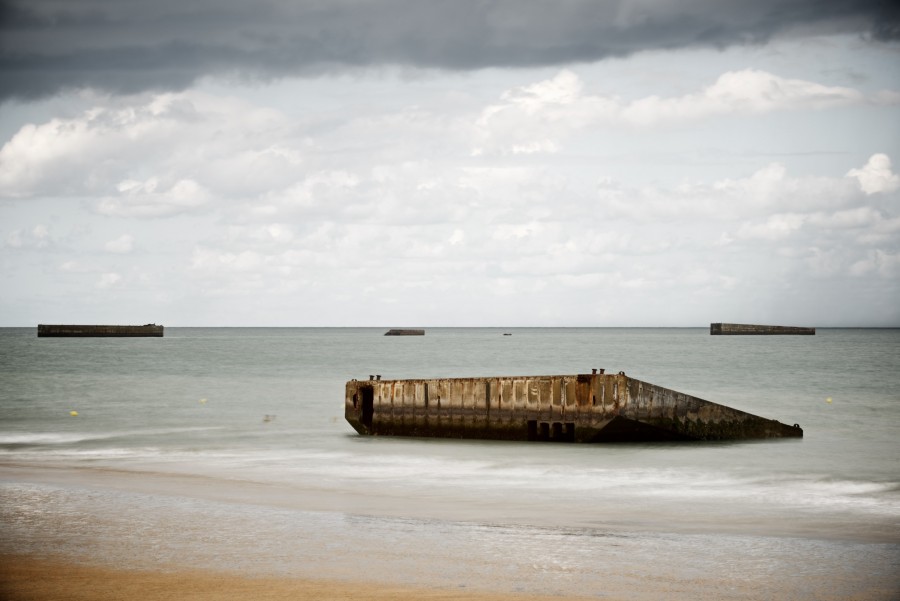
left=1, top=327, right=898, bottom=599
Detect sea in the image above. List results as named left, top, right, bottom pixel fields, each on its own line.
left=1, top=327, right=898, bottom=599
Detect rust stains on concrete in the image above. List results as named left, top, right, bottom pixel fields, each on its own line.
left=346, top=372, right=802, bottom=442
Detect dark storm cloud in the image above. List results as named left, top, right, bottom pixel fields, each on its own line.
left=1, top=0, right=896, bottom=101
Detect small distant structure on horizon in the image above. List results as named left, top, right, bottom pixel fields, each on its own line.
left=37, top=324, right=164, bottom=337
left=384, top=329, right=425, bottom=336
left=710, top=323, right=815, bottom=336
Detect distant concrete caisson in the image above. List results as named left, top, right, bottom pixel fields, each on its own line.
left=710, top=323, right=815, bottom=335
left=37, top=324, right=164, bottom=337
left=346, top=371, right=803, bottom=442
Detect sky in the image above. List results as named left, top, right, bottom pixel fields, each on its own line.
left=1, top=0, right=899, bottom=327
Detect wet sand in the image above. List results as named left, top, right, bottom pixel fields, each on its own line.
left=3, top=463, right=898, bottom=600
left=0, top=554, right=597, bottom=601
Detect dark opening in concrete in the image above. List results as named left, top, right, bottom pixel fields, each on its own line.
left=551, top=422, right=563, bottom=440
left=539, top=422, right=550, bottom=441
left=361, top=386, right=374, bottom=430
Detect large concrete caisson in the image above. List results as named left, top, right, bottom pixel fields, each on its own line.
left=345, top=371, right=802, bottom=442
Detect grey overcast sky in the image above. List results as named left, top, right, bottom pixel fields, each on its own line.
left=1, top=0, right=899, bottom=326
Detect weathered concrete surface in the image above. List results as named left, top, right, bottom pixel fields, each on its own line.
left=37, top=324, right=164, bottom=337
left=346, top=372, right=802, bottom=442
left=384, top=329, right=425, bottom=336
left=711, top=323, right=815, bottom=335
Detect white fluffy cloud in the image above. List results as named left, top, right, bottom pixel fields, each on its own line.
left=850, top=250, right=900, bottom=279
left=96, top=272, right=122, bottom=288
left=847, top=153, right=900, bottom=195
left=97, top=177, right=212, bottom=218
left=174, top=150, right=900, bottom=324
left=473, top=69, right=885, bottom=155
left=104, top=234, right=134, bottom=253
left=622, top=69, right=864, bottom=125
left=5, top=224, right=51, bottom=249
left=0, top=92, right=292, bottom=203
left=3, top=67, right=885, bottom=209
left=1, top=54, right=898, bottom=325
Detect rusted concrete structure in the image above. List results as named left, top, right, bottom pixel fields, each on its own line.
left=711, top=323, right=815, bottom=335
left=345, top=371, right=802, bottom=442
left=384, top=329, right=425, bottom=336
left=37, top=324, right=164, bottom=337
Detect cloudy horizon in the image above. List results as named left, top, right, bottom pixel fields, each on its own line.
left=2, top=1, right=899, bottom=326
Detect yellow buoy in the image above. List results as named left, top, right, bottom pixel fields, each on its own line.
left=199, top=398, right=207, bottom=404
left=70, top=410, right=79, bottom=417
left=826, top=397, right=832, bottom=404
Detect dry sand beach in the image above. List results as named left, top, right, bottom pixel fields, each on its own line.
left=2, top=554, right=604, bottom=601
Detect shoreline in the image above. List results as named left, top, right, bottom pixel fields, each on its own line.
left=0, top=554, right=598, bottom=601
left=3, top=462, right=899, bottom=600
left=3, top=460, right=898, bottom=545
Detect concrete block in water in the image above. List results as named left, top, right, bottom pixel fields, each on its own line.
left=37, top=324, right=164, bottom=337
left=384, top=329, right=425, bottom=336
left=345, top=371, right=802, bottom=442
left=711, top=323, right=815, bottom=335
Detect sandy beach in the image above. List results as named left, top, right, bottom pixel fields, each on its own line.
left=1, top=554, right=598, bottom=601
